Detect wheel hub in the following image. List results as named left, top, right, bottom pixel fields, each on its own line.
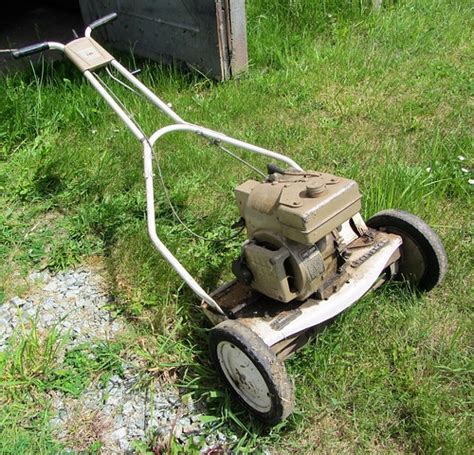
left=216, top=341, right=271, bottom=413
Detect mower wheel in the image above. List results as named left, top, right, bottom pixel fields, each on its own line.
left=367, top=209, right=447, bottom=291
left=209, top=320, right=294, bottom=425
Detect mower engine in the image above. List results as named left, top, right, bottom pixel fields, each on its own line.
left=232, top=168, right=363, bottom=303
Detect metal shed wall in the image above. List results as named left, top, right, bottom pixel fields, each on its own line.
left=79, top=0, right=248, bottom=80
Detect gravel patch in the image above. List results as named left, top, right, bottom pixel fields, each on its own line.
left=51, top=361, right=231, bottom=453
left=0, top=268, right=121, bottom=350
left=0, top=266, right=232, bottom=453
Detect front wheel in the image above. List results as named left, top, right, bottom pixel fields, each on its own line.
left=366, top=209, right=447, bottom=291
left=209, top=320, right=294, bottom=425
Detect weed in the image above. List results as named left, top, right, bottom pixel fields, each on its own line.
left=57, top=403, right=110, bottom=453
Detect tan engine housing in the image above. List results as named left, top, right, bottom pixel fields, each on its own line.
left=236, top=170, right=361, bottom=245
left=234, top=170, right=362, bottom=302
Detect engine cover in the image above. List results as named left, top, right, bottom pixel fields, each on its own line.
left=235, top=170, right=361, bottom=245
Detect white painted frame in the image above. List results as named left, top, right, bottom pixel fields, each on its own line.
left=41, top=16, right=303, bottom=314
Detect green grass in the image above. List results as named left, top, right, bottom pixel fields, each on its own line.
left=0, top=320, right=125, bottom=454
left=1, top=0, right=473, bottom=452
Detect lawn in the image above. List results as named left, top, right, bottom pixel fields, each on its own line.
left=0, top=0, right=473, bottom=453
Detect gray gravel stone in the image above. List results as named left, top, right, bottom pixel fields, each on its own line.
left=10, top=296, right=26, bottom=307
left=43, top=298, right=55, bottom=310
left=29, top=271, right=50, bottom=282
left=111, top=426, right=127, bottom=441
left=43, top=281, right=58, bottom=292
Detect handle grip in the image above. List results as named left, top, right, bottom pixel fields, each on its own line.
left=88, top=12, right=118, bottom=31
left=12, top=42, right=50, bottom=59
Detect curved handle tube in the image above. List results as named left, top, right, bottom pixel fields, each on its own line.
left=149, top=124, right=303, bottom=171
left=143, top=142, right=225, bottom=314
left=112, top=60, right=302, bottom=170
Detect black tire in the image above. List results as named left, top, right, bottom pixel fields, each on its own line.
left=366, top=209, right=447, bottom=291
left=209, top=320, right=294, bottom=425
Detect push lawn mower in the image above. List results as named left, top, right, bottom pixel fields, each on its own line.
left=12, top=13, right=448, bottom=425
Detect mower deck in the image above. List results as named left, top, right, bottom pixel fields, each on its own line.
left=203, top=230, right=401, bottom=357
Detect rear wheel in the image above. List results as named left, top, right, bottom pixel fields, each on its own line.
left=367, top=209, right=447, bottom=291
left=209, top=320, right=294, bottom=425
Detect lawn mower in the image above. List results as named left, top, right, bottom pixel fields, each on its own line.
left=11, top=13, right=448, bottom=425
